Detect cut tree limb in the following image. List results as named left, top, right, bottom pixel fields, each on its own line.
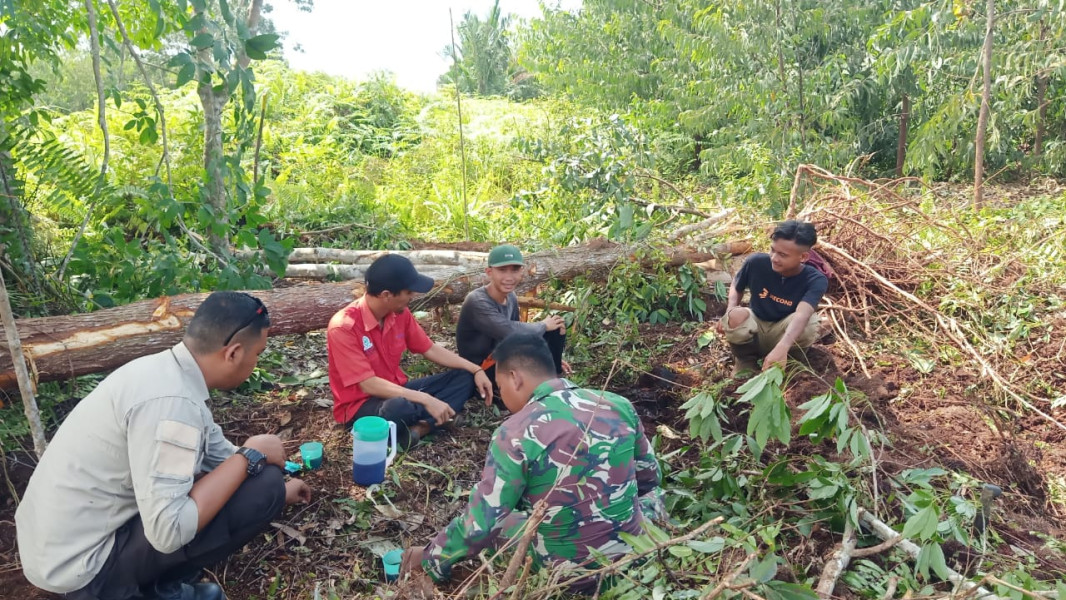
left=0, top=283, right=363, bottom=389
left=253, top=245, right=740, bottom=281
left=284, top=263, right=466, bottom=282
left=0, top=241, right=732, bottom=387
left=281, top=248, right=490, bottom=266
left=817, top=520, right=857, bottom=600
left=666, top=209, right=736, bottom=241
left=0, top=264, right=48, bottom=458
left=494, top=500, right=547, bottom=600
left=857, top=509, right=1006, bottom=600
left=702, top=552, right=757, bottom=600
left=819, top=240, right=1066, bottom=434
left=515, top=297, right=574, bottom=312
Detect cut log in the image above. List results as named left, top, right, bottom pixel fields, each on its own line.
left=0, top=283, right=363, bottom=389
left=665, top=208, right=736, bottom=241
left=283, top=248, right=489, bottom=266
left=0, top=241, right=735, bottom=387
left=247, top=243, right=751, bottom=281
left=284, top=264, right=464, bottom=282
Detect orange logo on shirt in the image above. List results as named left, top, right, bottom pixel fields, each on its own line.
left=759, top=288, right=794, bottom=307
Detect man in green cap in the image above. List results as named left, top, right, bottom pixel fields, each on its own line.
left=456, top=244, right=568, bottom=399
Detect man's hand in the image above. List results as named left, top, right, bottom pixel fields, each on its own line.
left=284, top=479, right=312, bottom=505
left=716, top=307, right=737, bottom=336
left=400, top=545, right=425, bottom=576
left=473, top=369, right=492, bottom=403
left=423, top=395, right=456, bottom=426
left=561, top=359, right=573, bottom=375
left=541, top=314, right=566, bottom=332
left=242, top=434, right=285, bottom=467
left=762, top=346, right=788, bottom=372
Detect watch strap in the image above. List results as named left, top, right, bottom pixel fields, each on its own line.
left=236, top=446, right=266, bottom=476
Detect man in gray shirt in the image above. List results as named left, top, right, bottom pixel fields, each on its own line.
left=456, top=245, right=568, bottom=393
left=15, top=292, right=312, bottom=600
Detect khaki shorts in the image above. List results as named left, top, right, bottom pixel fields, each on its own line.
left=721, top=308, right=820, bottom=356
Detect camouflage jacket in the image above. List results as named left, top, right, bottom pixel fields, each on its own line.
left=421, top=378, right=663, bottom=583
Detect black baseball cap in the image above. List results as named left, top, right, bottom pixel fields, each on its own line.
left=365, top=254, right=434, bottom=295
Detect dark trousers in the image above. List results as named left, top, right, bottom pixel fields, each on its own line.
left=66, top=466, right=287, bottom=600
left=352, top=369, right=474, bottom=431
left=484, top=329, right=566, bottom=404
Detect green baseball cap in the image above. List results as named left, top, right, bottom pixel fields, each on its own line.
left=487, top=244, right=524, bottom=267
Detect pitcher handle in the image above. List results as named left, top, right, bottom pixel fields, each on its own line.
left=385, top=421, right=398, bottom=467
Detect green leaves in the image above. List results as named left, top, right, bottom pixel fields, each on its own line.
left=259, top=228, right=294, bottom=278
left=796, top=377, right=872, bottom=464
left=749, top=554, right=779, bottom=583
left=738, top=367, right=790, bottom=457
left=190, top=32, right=214, bottom=49
left=916, top=543, right=952, bottom=582
left=686, top=537, right=725, bottom=553
left=245, top=34, right=280, bottom=60
left=218, top=0, right=235, bottom=26
left=682, top=390, right=723, bottom=443
left=440, top=0, right=515, bottom=96
left=902, top=504, right=940, bottom=540
left=764, top=581, right=819, bottom=600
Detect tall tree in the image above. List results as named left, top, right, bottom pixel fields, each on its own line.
left=441, top=0, right=513, bottom=96
left=0, top=0, right=80, bottom=312
left=974, top=0, right=994, bottom=209
left=168, top=0, right=275, bottom=255
left=2, top=0, right=295, bottom=314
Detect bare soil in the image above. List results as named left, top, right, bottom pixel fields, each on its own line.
left=2, top=313, right=1065, bottom=599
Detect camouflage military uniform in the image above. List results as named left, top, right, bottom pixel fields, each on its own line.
left=421, top=378, right=664, bottom=587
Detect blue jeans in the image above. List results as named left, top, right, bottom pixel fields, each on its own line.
left=352, top=369, right=475, bottom=430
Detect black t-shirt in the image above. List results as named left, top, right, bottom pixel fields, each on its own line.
left=734, top=253, right=828, bottom=322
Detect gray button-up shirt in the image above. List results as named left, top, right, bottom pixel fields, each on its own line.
left=15, top=342, right=236, bottom=593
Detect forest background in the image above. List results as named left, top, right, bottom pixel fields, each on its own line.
left=1, top=0, right=1066, bottom=599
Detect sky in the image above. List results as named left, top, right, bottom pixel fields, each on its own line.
left=267, top=0, right=582, bottom=93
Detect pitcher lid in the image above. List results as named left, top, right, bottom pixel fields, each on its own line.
left=353, top=416, right=389, bottom=441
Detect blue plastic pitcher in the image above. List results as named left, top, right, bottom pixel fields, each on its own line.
left=352, top=416, right=397, bottom=486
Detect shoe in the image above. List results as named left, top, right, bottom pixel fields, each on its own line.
left=438, top=413, right=464, bottom=430
left=144, top=581, right=225, bottom=600
left=728, top=340, right=761, bottom=377
left=395, top=423, right=422, bottom=451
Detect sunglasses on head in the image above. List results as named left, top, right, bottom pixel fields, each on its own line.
left=222, top=293, right=268, bottom=346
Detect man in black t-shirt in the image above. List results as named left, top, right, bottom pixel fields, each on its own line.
left=715, top=220, right=828, bottom=375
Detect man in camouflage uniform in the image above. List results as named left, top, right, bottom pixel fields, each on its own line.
left=401, top=333, right=664, bottom=592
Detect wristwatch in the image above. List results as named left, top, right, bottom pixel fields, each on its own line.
left=235, top=447, right=266, bottom=476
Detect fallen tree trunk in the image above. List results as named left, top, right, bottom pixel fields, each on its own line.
left=284, top=263, right=465, bottom=282
left=0, top=283, right=365, bottom=389
left=0, top=242, right=735, bottom=387
left=277, top=248, right=489, bottom=266
left=248, top=242, right=750, bottom=281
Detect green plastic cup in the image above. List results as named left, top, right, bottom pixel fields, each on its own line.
left=300, top=441, right=323, bottom=470
left=382, top=549, right=403, bottom=582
